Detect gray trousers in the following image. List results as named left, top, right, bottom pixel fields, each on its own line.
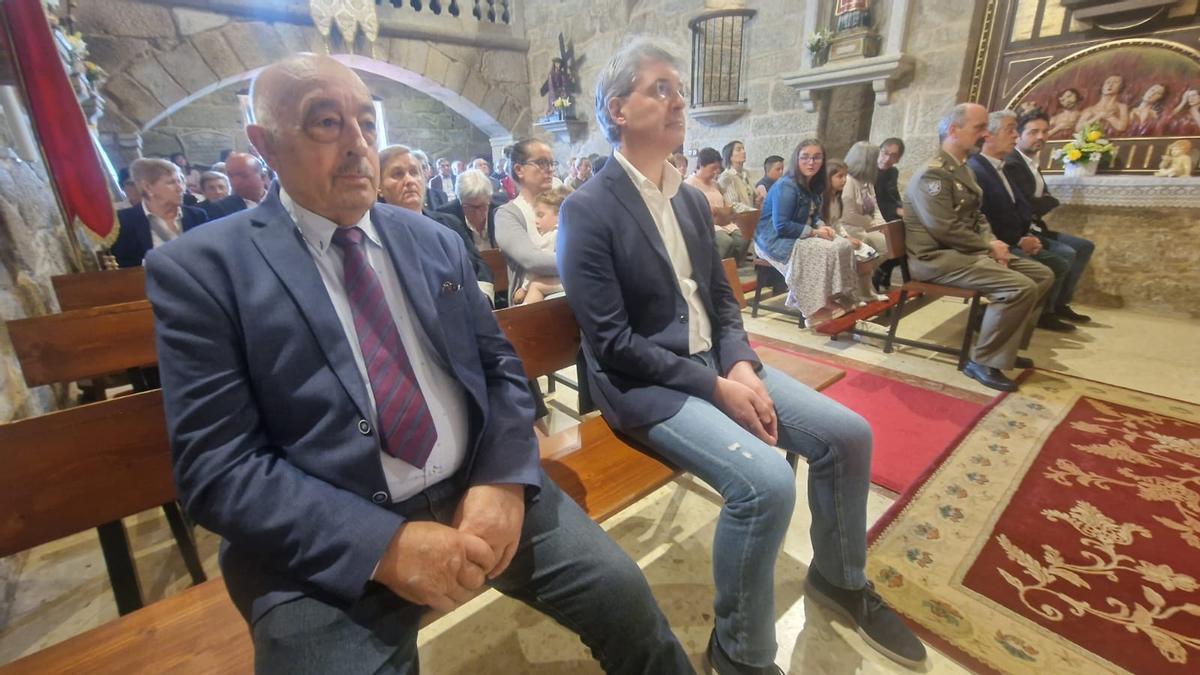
left=250, top=472, right=692, bottom=674
left=715, top=229, right=750, bottom=264
left=923, top=255, right=1053, bottom=369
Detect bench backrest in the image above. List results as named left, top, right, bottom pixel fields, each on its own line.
left=733, top=209, right=760, bottom=243
left=879, top=219, right=906, bottom=261
left=7, top=300, right=157, bottom=387
left=0, top=389, right=177, bottom=557
left=52, top=267, right=147, bottom=311
left=721, top=257, right=747, bottom=310
left=493, top=296, right=581, bottom=380
left=480, top=248, right=509, bottom=294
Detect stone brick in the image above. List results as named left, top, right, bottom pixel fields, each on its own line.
left=84, top=36, right=151, bottom=73
left=103, top=72, right=165, bottom=126
left=481, top=50, right=527, bottom=84
left=168, top=104, right=242, bottom=129
left=425, top=47, right=452, bottom=86
left=461, top=70, right=488, bottom=109
left=127, top=55, right=189, bottom=108
left=398, top=40, right=430, bottom=76
left=155, top=43, right=218, bottom=95
left=220, top=22, right=289, bottom=70
left=274, top=23, right=326, bottom=56
left=75, top=0, right=176, bottom=39
left=443, top=59, right=470, bottom=95
left=481, top=86, right=506, bottom=122
left=172, top=8, right=230, bottom=36
left=190, top=31, right=245, bottom=80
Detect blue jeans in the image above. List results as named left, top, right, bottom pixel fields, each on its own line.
left=624, top=356, right=872, bottom=667
left=251, top=471, right=692, bottom=674
left=1041, top=231, right=1095, bottom=310
left=1008, top=245, right=1070, bottom=317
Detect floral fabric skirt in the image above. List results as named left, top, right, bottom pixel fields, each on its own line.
left=757, top=236, right=861, bottom=318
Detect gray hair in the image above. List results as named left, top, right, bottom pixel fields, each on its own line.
left=199, top=170, right=229, bottom=190
left=411, top=149, right=431, bottom=169
left=843, top=141, right=879, bottom=183
left=594, top=36, right=684, bottom=145
left=455, top=169, right=494, bottom=202
left=937, top=103, right=974, bottom=142
left=987, top=109, right=1018, bottom=135
left=378, top=144, right=413, bottom=172
left=130, top=158, right=181, bottom=195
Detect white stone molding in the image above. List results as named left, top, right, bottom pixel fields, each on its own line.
left=780, top=53, right=915, bottom=112
left=1044, top=175, right=1200, bottom=209
left=689, top=103, right=752, bottom=127
left=533, top=118, right=587, bottom=144
left=784, top=0, right=914, bottom=111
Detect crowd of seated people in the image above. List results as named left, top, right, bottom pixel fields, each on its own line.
left=98, top=42, right=1111, bottom=675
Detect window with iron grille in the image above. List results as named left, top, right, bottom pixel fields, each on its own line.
left=688, top=9, right=754, bottom=108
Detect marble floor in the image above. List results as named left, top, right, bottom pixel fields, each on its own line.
left=1, top=300, right=1197, bottom=672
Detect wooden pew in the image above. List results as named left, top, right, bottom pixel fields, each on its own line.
left=1, top=298, right=843, bottom=674
left=722, top=257, right=747, bottom=310
left=480, top=248, right=508, bottom=296
left=51, top=268, right=147, bottom=311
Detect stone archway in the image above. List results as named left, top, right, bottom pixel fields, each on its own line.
left=82, top=9, right=531, bottom=162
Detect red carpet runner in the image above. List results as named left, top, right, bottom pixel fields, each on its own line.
left=751, top=340, right=989, bottom=493
left=867, top=371, right=1200, bottom=674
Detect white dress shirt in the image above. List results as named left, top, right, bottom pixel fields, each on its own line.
left=983, top=154, right=1015, bottom=202
left=612, top=151, right=713, bottom=355
left=1017, top=148, right=1046, bottom=198
left=145, top=203, right=183, bottom=250
left=281, top=188, right=470, bottom=502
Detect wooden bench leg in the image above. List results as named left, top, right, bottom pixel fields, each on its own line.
left=162, top=501, right=207, bottom=585
left=96, top=520, right=144, bottom=615
left=958, top=295, right=982, bottom=371
left=884, top=290, right=909, bottom=354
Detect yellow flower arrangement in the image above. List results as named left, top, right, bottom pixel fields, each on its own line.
left=1053, top=122, right=1116, bottom=167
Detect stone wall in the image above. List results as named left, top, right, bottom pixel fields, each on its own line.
left=138, top=73, right=493, bottom=167
left=522, top=0, right=985, bottom=184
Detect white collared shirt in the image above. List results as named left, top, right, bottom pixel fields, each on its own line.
left=144, top=203, right=182, bottom=251
left=983, top=154, right=1015, bottom=202
left=612, top=151, right=713, bottom=354
left=281, top=188, right=470, bottom=502
left=1018, top=149, right=1045, bottom=198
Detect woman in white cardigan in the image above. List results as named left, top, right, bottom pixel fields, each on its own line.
left=840, top=142, right=889, bottom=301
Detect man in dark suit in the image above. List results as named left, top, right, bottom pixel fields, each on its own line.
left=144, top=54, right=687, bottom=674
left=558, top=40, right=925, bottom=673
left=111, top=157, right=208, bottom=268
left=427, top=157, right=456, bottom=205
left=378, top=144, right=494, bottom=303
left=968, top=110, right=1073, bottom=333
left=1005, top=110, right=1095, bottom=323
left=201, top=151, right=270, bottom=220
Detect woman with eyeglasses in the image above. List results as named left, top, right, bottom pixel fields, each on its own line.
left=755, top=139, right=871, bottom=328
left=495, top=138, right=563, bottom=300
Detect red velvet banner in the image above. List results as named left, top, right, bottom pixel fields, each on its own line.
left=3, top=0, right=114, bottom=241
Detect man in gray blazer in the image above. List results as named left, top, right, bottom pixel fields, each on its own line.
left=145, top=54, right=688, bottom=674
left=903, top=103, right=1053, bottom=391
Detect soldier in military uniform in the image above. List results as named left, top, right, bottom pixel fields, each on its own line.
left=902, top=103, right=1054, bottom=392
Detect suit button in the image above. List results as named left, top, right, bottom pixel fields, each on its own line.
left=371, top=491, right=388, bottom=504
left=358, top=419, right=371, bottom=435
left=679, top=314, right=687, bottom=323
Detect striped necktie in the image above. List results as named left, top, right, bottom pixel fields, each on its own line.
left=331, top=226, right=437, bottom=469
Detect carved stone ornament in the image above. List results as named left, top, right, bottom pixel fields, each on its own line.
left=310, top=0, right=379, bottom=44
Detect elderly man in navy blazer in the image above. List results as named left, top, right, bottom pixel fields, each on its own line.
left=145, top=54, right=688, bottom=674
left=558, top=39, right=925, bottom=674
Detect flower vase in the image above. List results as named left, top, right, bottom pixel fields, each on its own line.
left=1064, top=159, right=1099, bottom=177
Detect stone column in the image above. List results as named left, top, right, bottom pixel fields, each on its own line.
left=489, top=134, right=515, bottom=167
left=116, top=133, right=144, bottom=165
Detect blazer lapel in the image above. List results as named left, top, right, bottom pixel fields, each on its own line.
left=372, top=207, right=454, bottom=371
left=603, top=160, right=674, bottom=272
left=672, top=192, right=711, bottom=283
left=249, top=192, right=372, bottom=420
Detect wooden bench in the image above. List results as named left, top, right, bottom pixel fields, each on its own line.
left=824, top=219, right=984, bottom=370
left=1, top=298, right=843, bottom=673
left=51, top=268, right=147, bottom=311
left=480, top=248, right=508, bottom=297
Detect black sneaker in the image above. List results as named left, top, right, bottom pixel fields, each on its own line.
left=1056, top=305, right=1091, bottom=323
left=1037, top=314, right=1077, bottom=332
left=704, top=629, right=783, bottom=675
left=805, top=568, right=928, bottom=669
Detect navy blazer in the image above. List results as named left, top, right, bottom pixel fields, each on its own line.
left=967, top=154, right=1033, bottom=247
left=1003, top=150, right=1059, bottom=234
left=437, top=199, right=498, bottom=249
left=144, top=188, right=540, bottom=623
left=422, top=208, right=493, bottom=286
left=111, top=204, right=208, bottom=268
left=557, top=157, right=760, bottom=431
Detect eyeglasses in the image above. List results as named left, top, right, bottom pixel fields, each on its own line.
left=627, top=77, right=688, bottom=101
left=797, top=154, right=824, bottom=163
left=522, top=159, right=558, bottom=171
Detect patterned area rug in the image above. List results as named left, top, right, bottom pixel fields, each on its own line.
left=867, top=371, right=1200, bottom=674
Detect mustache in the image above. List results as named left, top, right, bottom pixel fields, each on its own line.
left=336, top=158, right=375, bottom=178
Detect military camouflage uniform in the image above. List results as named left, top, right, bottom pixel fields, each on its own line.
left=901, top=150, right=1053, bottom=369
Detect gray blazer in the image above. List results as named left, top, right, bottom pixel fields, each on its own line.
left=494, top=198, right=559, bottom=291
